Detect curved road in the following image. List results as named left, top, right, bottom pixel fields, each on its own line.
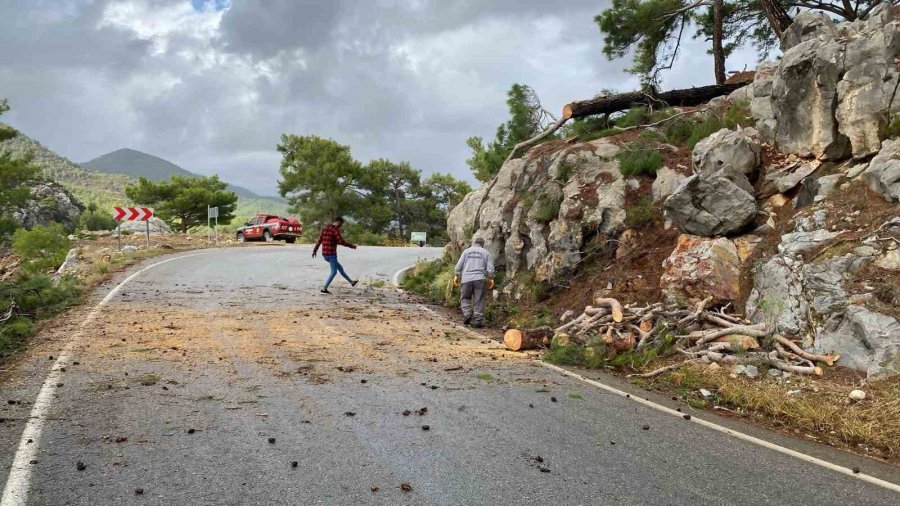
left=0, top=245, right=898, bottom=505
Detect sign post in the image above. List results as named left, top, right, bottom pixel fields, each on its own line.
left=410, top=231, right=427, bottom=247
left=112, top=207, right=154, bottom=251
left=208, top=206, right=219, bottom=245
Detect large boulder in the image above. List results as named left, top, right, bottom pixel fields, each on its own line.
left=752, top=5, right=900, bottom=159
left=651, top=166, right=687, bottom=204
left=862, top=138, right=900, bottom=201
left=663, top=174, right=756, bottom=236
left=692, top=128, right=760, bottom=187
left=660, top=235, right=741, bottom=307
left=447, top=140, right=626, bottom=286
left=118, top=217, right=172, bottom=235
left=835, top=5, right=900, bottom=158
left=750, top=61, right=779, bottom=140
left=12, top=180, right=83, bottom=231
left=813, top=305, right=900, bottom=380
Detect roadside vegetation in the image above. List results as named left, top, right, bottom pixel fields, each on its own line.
left=277, top=136, right=471, bottom=246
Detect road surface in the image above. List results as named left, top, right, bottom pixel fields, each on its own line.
left=0, top=245, right=898, bottom=505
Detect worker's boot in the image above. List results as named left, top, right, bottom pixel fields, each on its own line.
left=463, top=315, right=472, bottom=325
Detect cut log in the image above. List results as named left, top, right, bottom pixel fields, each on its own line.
left=593, top=297, right=624, bottom=323
left=562, top=83, right=748, bottom=120
left=504, top=326, right=553, bottom=351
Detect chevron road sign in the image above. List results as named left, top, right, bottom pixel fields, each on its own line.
left=112, top=207, right=154, bottom=221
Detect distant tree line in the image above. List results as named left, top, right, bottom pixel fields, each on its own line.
left=277, top=135, right=471, bottom=245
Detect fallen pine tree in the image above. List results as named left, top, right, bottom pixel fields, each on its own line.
left=506, top=81, right=749, bottom=163
left=505, top=295, right=840, bottom=377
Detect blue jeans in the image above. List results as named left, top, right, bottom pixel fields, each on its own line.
left=323, top=254, right=352, bottom=289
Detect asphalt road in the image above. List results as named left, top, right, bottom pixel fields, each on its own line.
left=1, top=245, right=898, bottom=505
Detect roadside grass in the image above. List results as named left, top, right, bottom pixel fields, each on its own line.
left=659, top=365, right=900, bottom=462
left=476, top=372, right=494, bottom=381
left=365, top=278, right=387, bottom=288
left=625, top=197, right=657, bottom=228
left=568, top=390, right=583, bottom=400
left=617, top=142, right=663, bottom=177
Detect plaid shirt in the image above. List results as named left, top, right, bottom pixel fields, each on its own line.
left=314, top=224, right=354, bottom=256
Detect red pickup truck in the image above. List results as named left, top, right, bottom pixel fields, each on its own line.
left=236, top=214, right=303, bottom=243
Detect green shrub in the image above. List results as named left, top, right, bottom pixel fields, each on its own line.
left=617, top=143, right=662, bottom=177
left=555, top=160, right=576, bottom=182
left=614, top=106, right=650, bottom=128
left=534, top=193, right=561, bottom=223
left=0, top=273, right=81, bottom=359
left=880, top=114, right=900, bottom=139
left=625, top=197, right=656, bottom=228
left=664, top=100, right=752, bottom=148
left=78, top=210, right=117, bottom=231
left=567, top=117, right=616, bottom=142
left=12, top=224, right=71, bottom=272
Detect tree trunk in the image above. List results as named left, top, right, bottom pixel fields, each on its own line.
left=561, top=82, right=747, bottom=120
left=504, top=326, right=554, bottom=351
left=759, top=0, right=793, bottom=41
left=712, top=0, right=726, bottom=85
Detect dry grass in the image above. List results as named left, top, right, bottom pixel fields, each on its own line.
left=659, top=364, right=900, bottom=463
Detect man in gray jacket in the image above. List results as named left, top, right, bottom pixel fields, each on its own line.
left=453, top=237, right=495, bottom=328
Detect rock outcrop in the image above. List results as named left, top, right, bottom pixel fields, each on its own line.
left=752, top=5, right=900, bottom=159
left=660, top=235, right=741, bottom=307
left=447, top=140, right=625, bottom=286
left=663, top=174, right=756, bottom=236
left=863, top=138, right=900, bottom=201
left=12, top=180, right=83, bottom=231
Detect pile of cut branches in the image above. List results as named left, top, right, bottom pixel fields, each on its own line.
left=504, top=295, right=840, bottom=377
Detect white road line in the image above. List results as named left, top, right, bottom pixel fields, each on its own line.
left=407, top=294, right=900, bottom=494
left=1, top=251, right=213, bottom=506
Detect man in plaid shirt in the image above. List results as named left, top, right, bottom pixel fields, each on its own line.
left=312, top=216, right=358, bottom=294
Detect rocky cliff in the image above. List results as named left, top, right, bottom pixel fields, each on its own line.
left=448, top=4, right=900, bottom=379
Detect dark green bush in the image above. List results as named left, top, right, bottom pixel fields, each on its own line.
left=78, top=210, right=117, bottom=231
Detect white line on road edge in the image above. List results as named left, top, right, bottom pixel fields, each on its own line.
left=1, top=251, right=213, bottom=506
left=540, top=363, right=900, bottom=493
left=406, top=294, right=900, bottom=494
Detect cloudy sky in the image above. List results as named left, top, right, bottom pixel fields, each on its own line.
left=0, top=0, right=760, bottom=196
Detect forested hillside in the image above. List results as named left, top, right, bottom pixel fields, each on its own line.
left=0, top=127, right=289, bottom=221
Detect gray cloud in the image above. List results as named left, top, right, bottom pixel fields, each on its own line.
left=0, top=0, right=759, bottom=196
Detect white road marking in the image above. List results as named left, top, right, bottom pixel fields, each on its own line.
left=1, top=251, right=213, bottom=506
left=407, top=294, right=900, bottom=494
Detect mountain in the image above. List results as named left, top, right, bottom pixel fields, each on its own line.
left=80, top=148, right=283, bottom=201
left=0, top=127, right=290, bottom=222
left=0, top=126, right=132, bottom=209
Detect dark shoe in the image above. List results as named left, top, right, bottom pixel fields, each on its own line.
left=471, top=322, right=483, bottom=329
left=351, top=280, right=359, bottom=287
left=463, top=315, right=472, bottom=325
left=320, top=289, right=331, bottom=294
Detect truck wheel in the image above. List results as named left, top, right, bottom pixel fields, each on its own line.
left=285, top=237, right=296, bottom=244
left=236, top=232, right=245, bottom=242
left=264, top=230, right=273, bottom=242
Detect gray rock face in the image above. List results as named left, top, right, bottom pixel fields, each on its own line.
left=814, top=305, right=900, bottom=380
left=55, top=248, right=79, bottom=277
left=11, top=180, right=83, bottom=231
left=751, top=61, right=779, bottom=140
left=761, top=161, right=821, bottom=198
left=651, top=167, right=687, bottom=204
left=862, top=138, right=900, bottom=201
left=752, top=5, right=900, bottom=159
left=777, top=229, right=842, bottom=255
left=663, top=174, right=756, bottom=236
left=692, top=128, right=760, bottom=191
left=447, top=140, right=625, bottom=286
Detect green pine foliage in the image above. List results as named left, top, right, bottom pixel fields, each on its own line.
left=617, top=142, right=663, bottom=176
left=466, top=84, right=546, bottom=182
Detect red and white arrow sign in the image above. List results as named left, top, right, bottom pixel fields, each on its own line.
left=113, top=207, right=154, bottom=221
